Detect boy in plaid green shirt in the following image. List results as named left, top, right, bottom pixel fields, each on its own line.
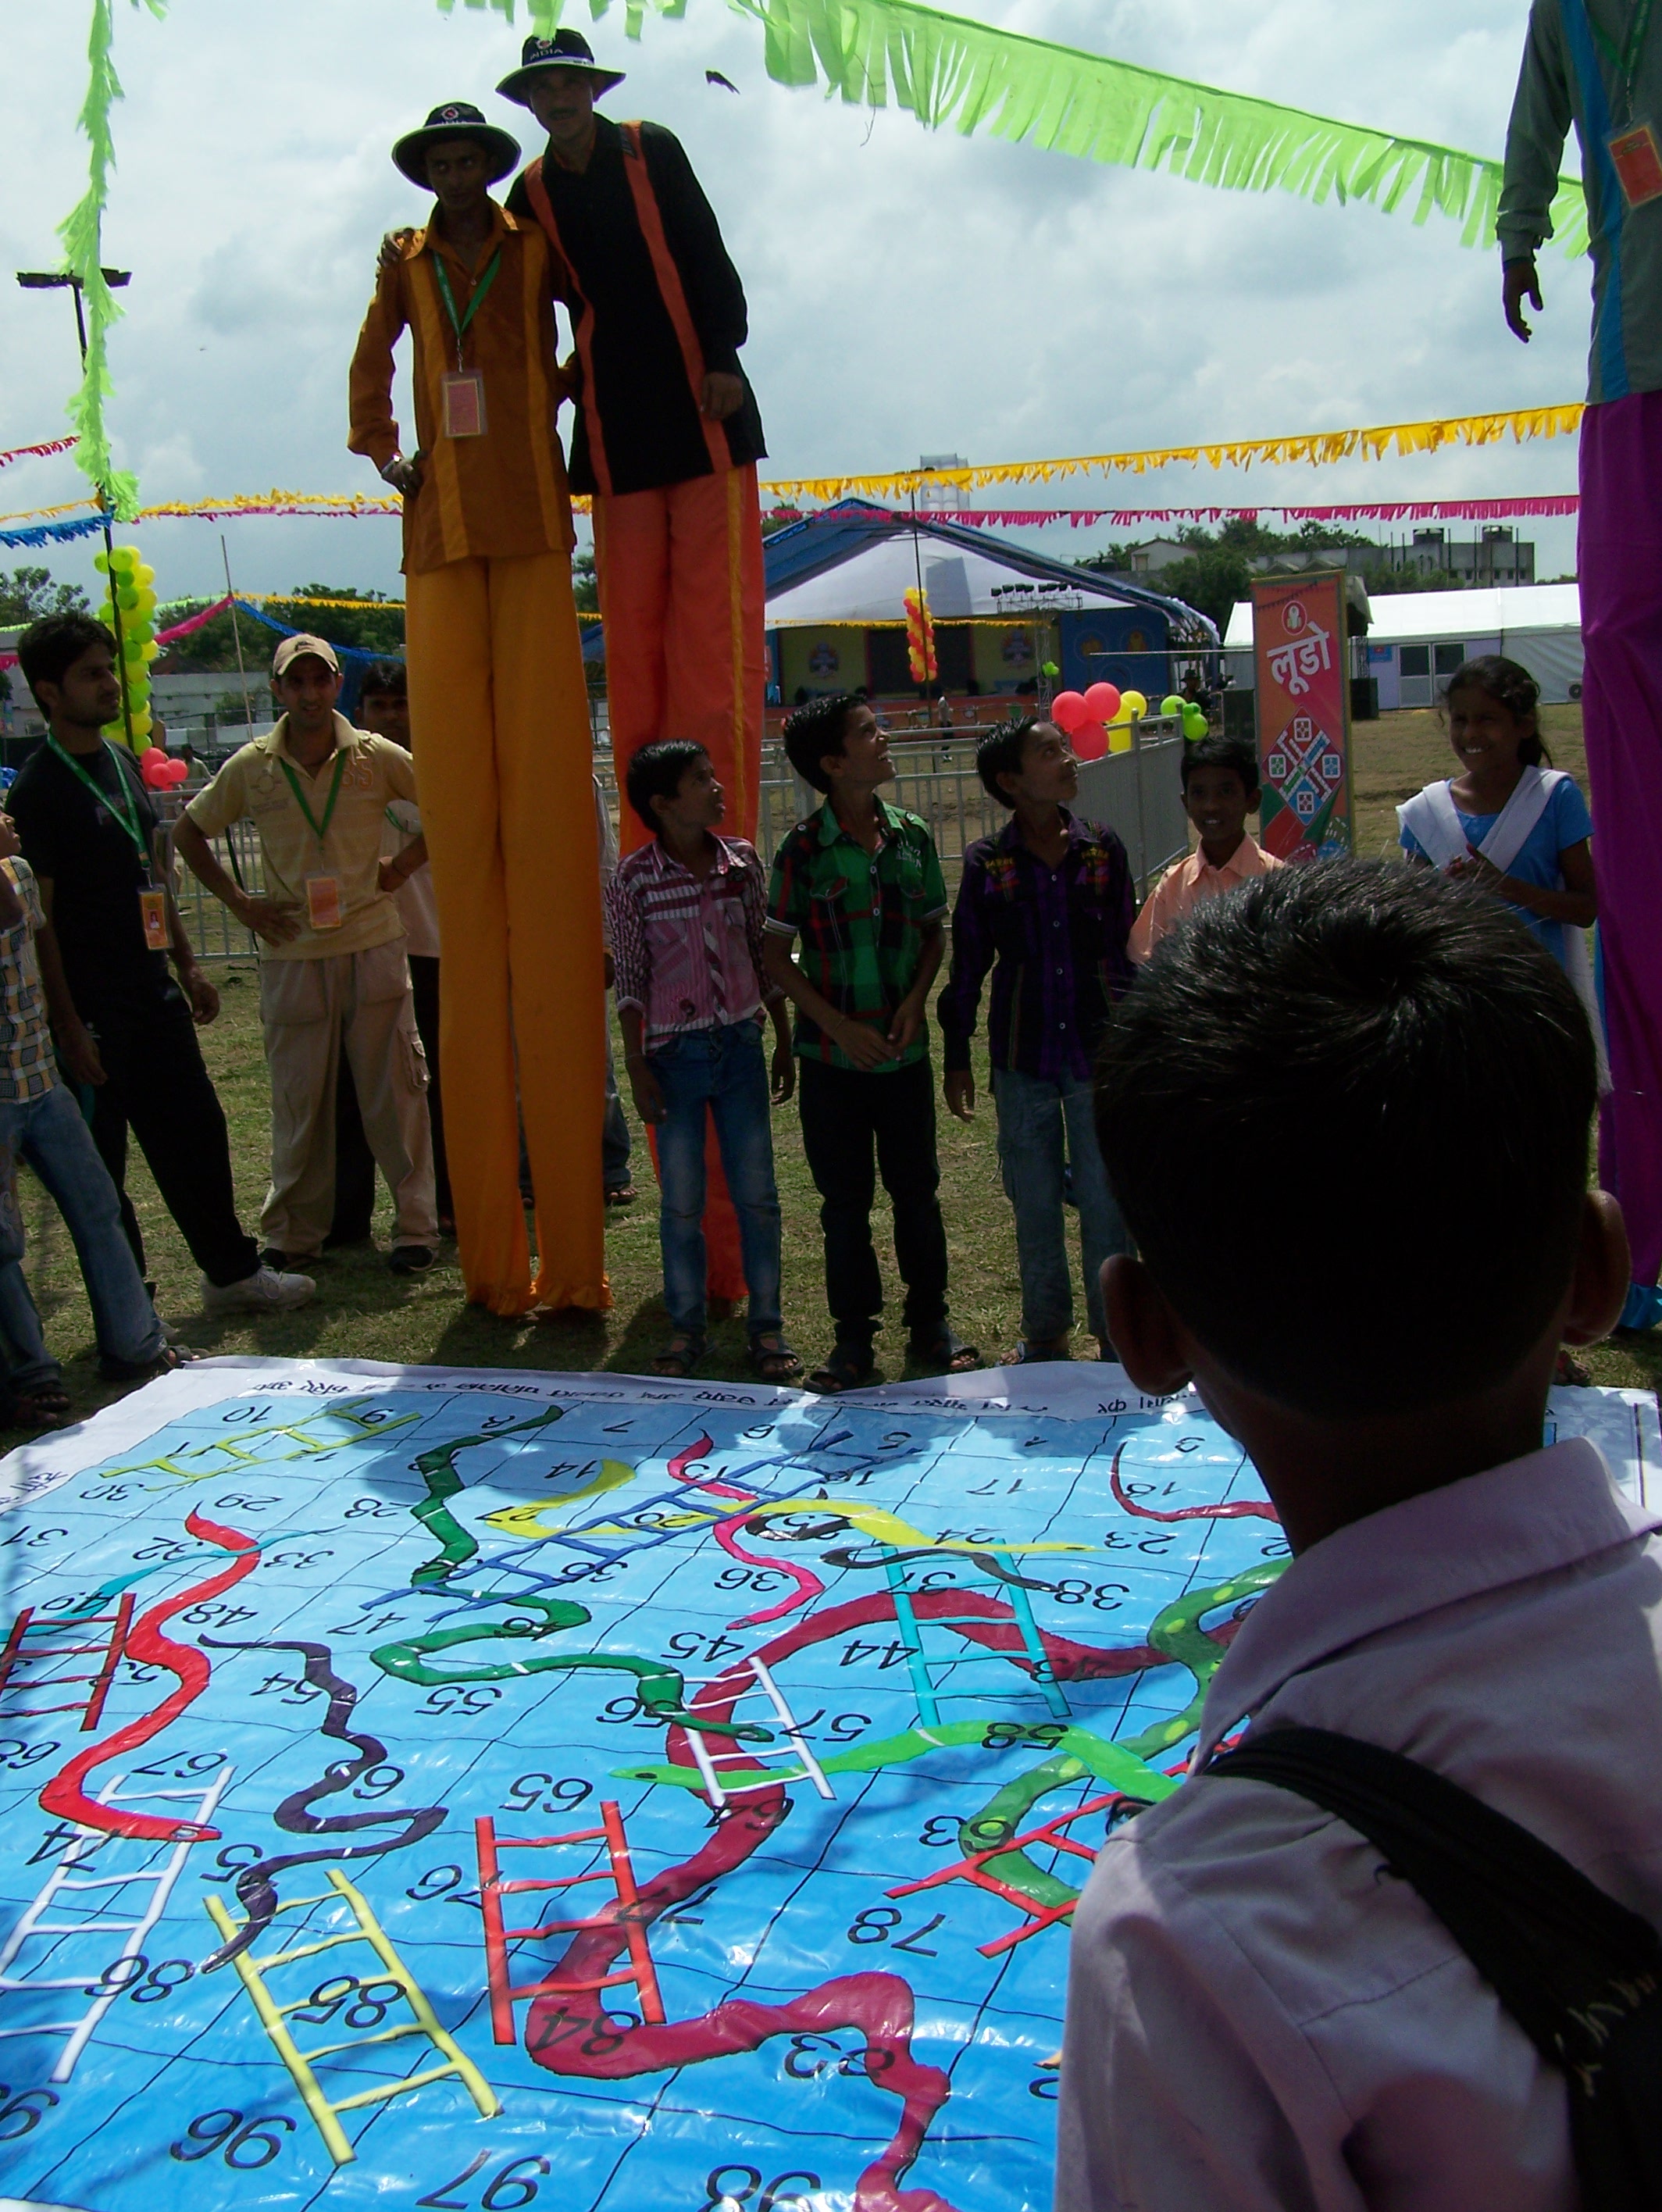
left=764, top=695, right=979, bottom=1391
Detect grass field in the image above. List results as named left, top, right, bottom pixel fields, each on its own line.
left=15, top=701, right=1657, bottom=1434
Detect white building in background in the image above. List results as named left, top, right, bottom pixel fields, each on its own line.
left=1224, top=583, right=1584, bottom=710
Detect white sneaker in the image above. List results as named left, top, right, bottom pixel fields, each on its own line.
left=201, top=1265, right=316, bottom=1316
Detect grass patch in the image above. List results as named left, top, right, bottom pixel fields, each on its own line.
left=14, top=703, right=1657, bottom=1432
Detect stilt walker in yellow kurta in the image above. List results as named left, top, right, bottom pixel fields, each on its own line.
left=350, top=102, right=605, bottom=1315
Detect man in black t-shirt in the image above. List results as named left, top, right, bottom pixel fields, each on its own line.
left=496, top=28, right=766, bottom=866
left=11, top=615, right=314, bottom=1318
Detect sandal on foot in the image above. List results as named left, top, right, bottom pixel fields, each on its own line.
left=604, top=1183, right=637, bottom=1208
left=1004, top=1337, right=1071, bottom=1365
left=749, top=1332, right=804, bottom=1383
left=11, top=1386, right=70, bottom=1430
left=808, top=1341, right=875, bottom=1393
left=652, top=1332, right=706, bottom=1378
left=98, top=1343, right=202, bottom=1382
left=909, top=1329, right=981, bottom=1375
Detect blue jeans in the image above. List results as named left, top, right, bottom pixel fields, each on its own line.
left=603, top=1029, right=633, bottom=1191
left=0, top=1084, right=163, bottom=1372
left=651, top=1022, right=782, bottom=1338
left=993, top=1066, right=1130, bottom=1343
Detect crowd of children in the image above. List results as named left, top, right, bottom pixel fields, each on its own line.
left=0, top=632, right=1611, bottom=1411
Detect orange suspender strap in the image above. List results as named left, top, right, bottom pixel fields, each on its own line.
left=619, top=122, right=730, bottom=477
left=522, top=157, right=613, bottom=500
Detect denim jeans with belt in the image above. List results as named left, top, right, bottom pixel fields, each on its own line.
left=650, top=1020, right=782, bottom=1338
left=0, top=1083, right=163, bottom=1372
left=993, top=1066, right=1130, bottom=1343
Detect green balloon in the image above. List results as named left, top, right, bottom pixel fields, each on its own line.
left=1040, top=661, right=1060, bottom=679
left=1182, top=705, right=1209, bottom=741
left=1160, top=694, right=1186, bottom=719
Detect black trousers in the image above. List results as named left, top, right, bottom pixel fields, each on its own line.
left=331, top=952, right=448, bottom=1240
left=796, top=1054, right=949, bottom=1345
left=86, top=978, right=261, bottom=1289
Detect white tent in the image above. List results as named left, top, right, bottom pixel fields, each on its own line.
left=1224, top=583, right=1583, bottom=708
left=765, top=537, right=1133, bottom=626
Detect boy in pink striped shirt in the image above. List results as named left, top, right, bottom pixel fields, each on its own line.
left=607, top=741, right=799, bottom=1381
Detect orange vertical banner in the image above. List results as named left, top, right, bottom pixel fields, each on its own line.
left=1251, top=572, right=1354, bottom=862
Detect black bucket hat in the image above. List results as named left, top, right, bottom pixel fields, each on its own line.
left=392, top=102, right=522, bottom=188
left=496, top=29, right=625, bottom=106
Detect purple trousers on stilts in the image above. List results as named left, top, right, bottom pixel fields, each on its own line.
left=1580, top=391, right=1662, bottom=1284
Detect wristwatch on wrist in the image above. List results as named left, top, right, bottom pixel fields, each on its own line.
left=380, top=455, right=405, bottom=485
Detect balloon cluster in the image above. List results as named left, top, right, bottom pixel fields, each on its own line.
left=1050, top=681, right=1140, bottom=759
left=1161, top=692, right=1212, bottom=742
left=95, top=544, right=160, bottom=748
left=139, top=745, right=187, bottom=790
left=1053, top=682, right=1211, bottom=757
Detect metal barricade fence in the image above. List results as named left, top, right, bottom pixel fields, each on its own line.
left=171, top=719, right=1192, bottom=964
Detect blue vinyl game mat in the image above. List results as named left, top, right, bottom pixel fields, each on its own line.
left=0, top=1358, right=1654, bottom=2212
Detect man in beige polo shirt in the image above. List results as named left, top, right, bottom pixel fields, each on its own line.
left=175, top=636, right=438, bottom=1273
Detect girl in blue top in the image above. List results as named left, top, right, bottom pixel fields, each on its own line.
left=1399, top=655, right=1596, bottom=968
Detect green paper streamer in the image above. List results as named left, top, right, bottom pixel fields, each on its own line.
left=58, top=0, right=165, bottom=524
left=515, top=0, right=1587, bottom=255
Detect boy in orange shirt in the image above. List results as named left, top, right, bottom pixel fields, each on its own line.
left=1129, top=735, right=1282, bottom=964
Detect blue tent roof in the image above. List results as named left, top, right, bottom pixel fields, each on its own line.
left=761, top=498, right=1214, bottom=640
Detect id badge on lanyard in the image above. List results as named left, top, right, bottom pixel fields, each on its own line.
left=138, top=887, right=169, bottom=951
left=305, top=876, right=344, bottom=931
left=434, top=251, right=500, bottom=441
left=440, top=370, right=487, bottom=439
left=1610, top=120, right=1662, bottom=206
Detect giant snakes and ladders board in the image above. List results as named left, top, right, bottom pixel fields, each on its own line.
left=0, top=1358, right=1654, bottom=2212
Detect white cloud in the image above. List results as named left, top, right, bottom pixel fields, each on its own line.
left=0, top=0, right=1587, bottom=604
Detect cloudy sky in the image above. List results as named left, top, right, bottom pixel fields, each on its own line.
left=0, top=0, right=1590, bottom=606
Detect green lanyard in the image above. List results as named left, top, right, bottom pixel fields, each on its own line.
left=278, top=748, right=347, bottom=848
left=1587, top=0, right=1654, bottom=105
left=432, top=248, right=502, bottom=369
left=48, top=734, right=151, bottom=870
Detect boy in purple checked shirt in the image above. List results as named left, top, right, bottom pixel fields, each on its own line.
left=607, top=741, right=800, bottom=1383
left=938, top=715, right=1135, bottom=1362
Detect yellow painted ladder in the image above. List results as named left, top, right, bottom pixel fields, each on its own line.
left=205, top=1867, right=499, bottom=2165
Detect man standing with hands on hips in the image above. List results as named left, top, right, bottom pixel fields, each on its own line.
left=174, top=636, right=437, bottom=1277
left=356, top=98, right=605, bottom=1318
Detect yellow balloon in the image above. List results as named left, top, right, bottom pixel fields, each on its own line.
left=1108, top=723, right=1134, bottom=753
left=137, top=564, right=155, bottom=586
left=141, top=639, right=159, bottom=662
left=1121, top=690, right=1148, bottom=720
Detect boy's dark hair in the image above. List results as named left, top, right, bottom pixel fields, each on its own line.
left=1179, top=733, right=1260, bottom=796
left=1095, top=859, right=1596, bottom=1418
left=976, top=715, right=1043, bottom=804
left=783, top=693, right=858, bottom=793
left=625, top=739, right=708, bottom=831
left=360, top=658, right=407, bottom=699
left=16, top=612, right=117, bottom=706
left=1443, top=654, right=1551, bottom=768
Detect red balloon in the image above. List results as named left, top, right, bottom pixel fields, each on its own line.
left=140, top=745, right=166, bottom=765
left=1072, top=720, right=1109, bottom=762
left=141, top=758, right=169, bottom=788
left=163, top=758, right=190, bottom=786
left=1082, top=681, right=1121, bottom=725
left=1050, top=689, right=1088, bottom=733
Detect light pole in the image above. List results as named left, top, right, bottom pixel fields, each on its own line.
left=15, top=267, right=137, bottom=744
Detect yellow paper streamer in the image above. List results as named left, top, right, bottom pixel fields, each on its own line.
left=0, top=405, right=1587, bottom=533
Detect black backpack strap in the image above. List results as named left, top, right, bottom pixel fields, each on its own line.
left=1207, top=1728, right=1662, bottom=2212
